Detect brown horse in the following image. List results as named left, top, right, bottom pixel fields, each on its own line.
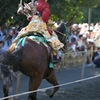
left=0, top=36, right=59, bottom=100
left=0, top=23, right=67, bottom=100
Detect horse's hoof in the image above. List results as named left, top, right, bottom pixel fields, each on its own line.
left=45, top=89, right=52, bottom=97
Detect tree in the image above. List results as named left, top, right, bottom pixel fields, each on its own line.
left=0, top=0, right=100, bottom=26
left=49, top=0, right=100, bottom=23
left=0, top=0, right=28, bottom=26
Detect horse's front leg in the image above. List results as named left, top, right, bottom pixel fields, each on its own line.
left=27, top=75, right=42, bottom=100
left=3, top=85, right=9, bottom=100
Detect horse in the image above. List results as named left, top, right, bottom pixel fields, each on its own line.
left=0, top=24, right=67, bottom=100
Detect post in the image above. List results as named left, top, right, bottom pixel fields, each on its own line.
left=81, top=51, right=87, bottom=79
left=15, top=72, right=22, bottom=100
left=88, top=8, right=92, bottom=31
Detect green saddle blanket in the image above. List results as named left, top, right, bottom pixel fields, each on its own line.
left=16, top=35, right=54, bottom=68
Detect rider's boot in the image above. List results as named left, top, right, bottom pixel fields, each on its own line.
left=52, top=50, right=62, bottom=64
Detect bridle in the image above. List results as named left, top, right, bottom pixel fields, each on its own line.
left=54, top=23, right=69, bottom=42
left=54, top=30, right=66, bottom=37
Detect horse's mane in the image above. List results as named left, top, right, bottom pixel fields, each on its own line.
left=54, top=23, right=68, bottom=50
left=56, top=23, right=67, bottom=34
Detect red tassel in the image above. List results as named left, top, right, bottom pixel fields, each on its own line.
left=47, top=27, right=53, bottom=35
left=27, top=16, right=32, bottom=21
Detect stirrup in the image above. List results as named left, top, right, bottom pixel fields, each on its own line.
left=53, top=55, right=61, bottom=64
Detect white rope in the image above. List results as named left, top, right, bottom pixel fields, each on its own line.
left=64, top=49, right=100, bottom=55
left=0, top=50, right=99, bottom=100
left=0, top=74, right=100, bottom=100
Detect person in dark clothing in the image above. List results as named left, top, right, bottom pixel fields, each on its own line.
left=92, top=47, right=100, bottom=67
left=0, top=41, right=5, bottom=55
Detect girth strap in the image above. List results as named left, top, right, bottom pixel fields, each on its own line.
left=16, top=36, right=28, bottom=47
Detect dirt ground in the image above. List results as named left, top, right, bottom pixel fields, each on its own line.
left=63, top=81, right=100, bottom=100
left=37, top=66, right=100, bottom=100
left=0, top=66, right=100, bottom=100
left=38, top=80, right=100, bottom=100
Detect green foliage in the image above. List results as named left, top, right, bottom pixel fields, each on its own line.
left=50, top=0, right=84, bottom=23
left=92, top=7, right=100, bottom=23
left=0, top=0, right=28, bottom=26
left=0, top=0, right=100, bottom=27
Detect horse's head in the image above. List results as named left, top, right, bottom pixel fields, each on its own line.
left=55, top=23, right=69, bottom=50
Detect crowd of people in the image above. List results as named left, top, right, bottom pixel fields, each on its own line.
left=0, top=24, right=20, bottom=52
left=0, top=1, right=100, bottom=100
left=0, top=0, right=100, bottom=66
left=65, top=22, right=100, bottom=67
left=0, top=22, right=100, bottom=61
left=54, top=21, right=100, bottom=67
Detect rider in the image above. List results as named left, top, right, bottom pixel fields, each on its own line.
left=14, top=0, right=64, bottom=62
left=36, top=0, right=51, bottom=24
left=36, top=0, right=64, bottom=61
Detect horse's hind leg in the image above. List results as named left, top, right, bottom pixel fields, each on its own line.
left=46, top=69, right=59, bottom=98
left=27, top=76, right=42, bottom=100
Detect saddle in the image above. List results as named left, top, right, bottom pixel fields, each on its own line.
left=14, top=32, right=61, bottom=68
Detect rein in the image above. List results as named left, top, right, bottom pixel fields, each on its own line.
left=54, top=30, right=66, bottom=41
left=54, top=30, right=66, bottom=37
left=54, top=23, right=69, bottom=42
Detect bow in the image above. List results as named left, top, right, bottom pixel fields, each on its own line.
left=19, top=0, right=22, bottom=7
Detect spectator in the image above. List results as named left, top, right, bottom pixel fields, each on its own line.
left=0, top=25, right=6, bottom=41
left=0, top=41, right=5, bottom=55
left=6, top=26, right=13, bottom=46
left=76, top=34, right=84, bottom=51
left=92, top=47, right=100, bottom=67
left=54, top=20, right=61, bottom=28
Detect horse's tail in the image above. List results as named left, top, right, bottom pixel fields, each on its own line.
left=0, top=63, right=13, bottom=93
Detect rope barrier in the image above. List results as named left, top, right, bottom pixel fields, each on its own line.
left=63, top=50, right=100, bottom=55
left=0, top=50, right=100, bottom=100
left=54, top=30, right=66, bottom=36
left=0, top=74, right=100, bottom=100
